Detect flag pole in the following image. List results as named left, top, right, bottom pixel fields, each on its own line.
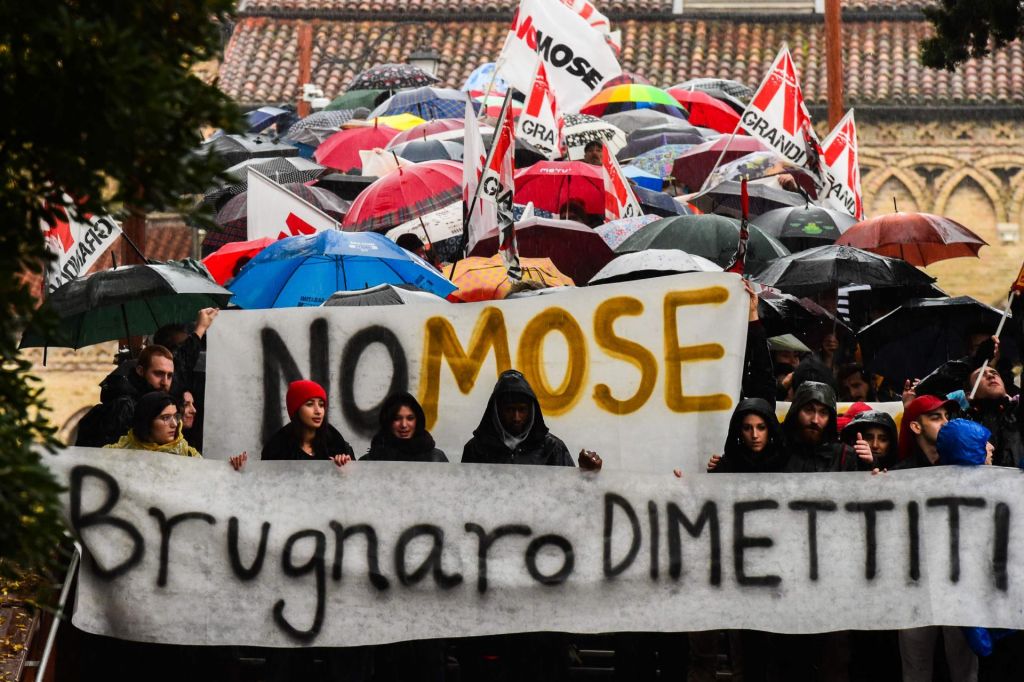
left=698, top=113, right=746, bottom=192
left=968, top=291, right=1016, bottom=399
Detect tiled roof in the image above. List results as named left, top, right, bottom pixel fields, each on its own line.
left=219, top=17, right=1024, bottom=106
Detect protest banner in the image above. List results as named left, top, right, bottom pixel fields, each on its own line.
left=204, top=273, right=748, bottom=473
left=47, top=447, right=1024, bottom=647
left=42, top=200, right=122, bottom=293
left=246, top=168, right=338, bottom=241
left=821, top=110, right=866, bottom=220
left=499, top=0, right=622, bottom=112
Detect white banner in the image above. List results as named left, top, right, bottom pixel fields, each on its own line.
left=48, top=447, right=1024, bottom=647
left=246, top=169, right=337, bottom=241
left=821, top=110, right=866, bottom=220
left=499, top=0, right=622, bottom=113
left=204, top=274, right=748, bottom=473
left=43, top=200, right=122, bottom=293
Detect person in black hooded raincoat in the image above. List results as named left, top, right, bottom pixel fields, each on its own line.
left=712, top=397, right=786, bottom=473
left=362, top=392, right=447, bottom=463
left=782, top=380, right=869, bottom=473
left=840, top=409, right=899, bottom=471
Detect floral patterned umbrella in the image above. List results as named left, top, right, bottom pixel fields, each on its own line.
left=630, top=144, right=695, bottom=178
left=561, top=113, right=627, bottom=161
left=595, top=215, right=660, bottom=250
left=348, top=63, right=439, bottom=91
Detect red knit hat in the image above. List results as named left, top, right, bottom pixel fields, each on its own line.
left=286, top=380, right=327, bottom=417
left=898, top=395, right=956, bottom=460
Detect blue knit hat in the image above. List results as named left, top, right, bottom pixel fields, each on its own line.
left=936, top=418, right=991, bottom=466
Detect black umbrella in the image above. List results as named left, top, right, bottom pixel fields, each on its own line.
left=687, top=180, right=807, bottom=219
left=391, top=139, right=464, bottom=163
left=284, top=110, right=356, bottom=144
left=758, top=290, right=852, bottom=345
left=673, top=78, right=754, bottom=100
left=313, top=173, right=377, bottom=201
left=633, top=186, right=692, bottom=217
left=195, top=133, right=298, bottom=167
left=752, top=245, right=935, bottom=296
left=858, top=296, right=1007, bottom=353
left=203, top=157, right=329, bottom=209
left=753, top=205, right=858, bottom=252
left=601, top=109, right=693, bottom=136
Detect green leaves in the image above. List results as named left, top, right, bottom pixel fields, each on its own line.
left=921, top=0, right=1024, bottom=71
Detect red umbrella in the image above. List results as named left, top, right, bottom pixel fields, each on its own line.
left=514, top=161, right=604, bottom=216
left=342, top=160, right=463, bottom=233
left=202, top=237, right=275, bottom=284
left=835, top=212, right=987, bottom=266
left=468, top=217, right=615, bottom=283
left=314, top=125, right=401, bottom=172
left=667, top=88, right=742, bottom=134
left=388, top=118, right=467, bottom=146
left=671, top=137, right=769, bottom=193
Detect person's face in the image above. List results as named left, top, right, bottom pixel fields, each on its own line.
left=181, top=391, right=197, bottom=430
left=391, top=405, right=416, bottom=440
left=860, top=426, right=892, bottom=458
left=583, top=145, right=602, bottom=165
left=842, top=373, right=871, bottom=401
left=138, top=355, right=174, bottom=392
left=970, top=367, right=1006, bottom=400
left=985, top=441, right=994, bottom=466
left=150, top=404, right=180, bottom=445
left=499, top=401, right=531, bottom=435
left=740, top=414, right=769, bottom=453
left=796, top=402, right=830, bottom=444
left=772, top=350, right=800, bottom=367
left=910, top=407, right=949, bottom=446
left=296, top=398, right=325, bottom=430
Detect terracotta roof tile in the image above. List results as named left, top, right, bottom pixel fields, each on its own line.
left=219, top=18, right=1024, bottom=107
left=237, top=0, right=673, bottom=15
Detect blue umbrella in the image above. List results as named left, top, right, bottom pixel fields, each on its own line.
left=462, top=63, right=509, bottom=93
left=623, top=165, right=663, bottom=191
left=228, top=230, right=455, bottom=308
left=634, top=186, right=694, bottom=217
left=370, top=87, right=477, bottom=121
left=246, top=106, right=294, bottom=134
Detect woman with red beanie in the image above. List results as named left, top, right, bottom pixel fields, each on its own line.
left=259, top=379, right=354, bottom=464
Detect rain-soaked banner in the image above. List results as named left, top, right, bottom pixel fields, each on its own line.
left=204, top=273, right=748, bottom=474
left=47, top=448, right=1024, bottom=647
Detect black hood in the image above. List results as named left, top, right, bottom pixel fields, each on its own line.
left=840, top=410, right=897, bottom=446
left=784, top=380, right=838, bottom=444
left=472, top=370, right=549, bottom=447
left=722, top=398, right=786, bottom=470
left=376, top=392, right=429, bottom=438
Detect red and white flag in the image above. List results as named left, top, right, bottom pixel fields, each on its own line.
left=820, top=109, right=865, bottom=220
left=246, top=168, right=337, bottom=241
left=462, top=99, right=494, bottom=253
left=740, top=45, right=823, bottom=186
left=478, top=93, right=521, bottom=280
left=557, top=0, right=620, bottom=52
left=42, top=196, right=122, bottom=293
left=515, top=61, right=561, bottom=160
left=602, top=145, right=642, bottom=221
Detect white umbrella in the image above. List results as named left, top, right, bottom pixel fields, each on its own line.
left=561, top=113, right=627, bottom=161
left=385, top=201, right=463, bottom=246
left=588, top=248, right=722, bottom=285
left=322, top=283, right=446, bottom=306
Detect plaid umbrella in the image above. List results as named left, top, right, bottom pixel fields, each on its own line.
left=342, top=160, right=463, bottom=233
left=203, top=157, right=329, bottom=208
left=673, top=78, right=754, bottom=101
left=371, top=87, right=476, bottom=120
left=314, top=125, right=402, bottom=173
left=349, top=63, right=439, bottom=91
left=595, top=215, right=660, bottom=249
left=443, top=256, right=574, bottom=303
left=630, top=144, right=695, bottom=178
left=561, top=113, right=627, bottom=161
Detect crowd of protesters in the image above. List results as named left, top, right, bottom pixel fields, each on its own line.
left=71, top=281, right=1024, bottom=682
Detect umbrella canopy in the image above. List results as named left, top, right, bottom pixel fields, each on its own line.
left=603, top=72, right=653, bottom=87
left=323, top=283, right=446, bottom=306
left=687, top=180, right=807, bottom=219
left=560, top=113, right=627, bottom=161
left=705, top=151, right=818, bottom=196
left=443, top=256, right=574, bottom=303
left=386, top=201, right=464, bottom=264
left=391, top=139, right=464, bottom=163
left=667, top=88, right=741, bottom=134
left=370, top=87, right=475, bottom=120
left=314, top=125, right=402, bottom=173
left=671, top=137, right=769, bottom=193
left=462, top=63, right=509, bottom=94
left=469, top=217, right=615, bottom=283
left=204, top=156, right=329, bottom=209
left=389, top=118, right=489, bottom=146
left=835, top=212, right=987, bottom=266
left=753, top=205, right=858, bottom=252
left=514, top=161, right=604, bottom=216
left=629, top=144, right=696, bottom=178
left=229, top=230, right=456, bottom=308
left=758, top=290, right=853, bottom=344
left=752, top=244, right=936, bottom=296
left=20, top=263, right=232, bottom=349
left=581, top=84, right=687, bottom=118
left=589, top=249, right=722, bottom=285
left=284, top=110, right=355, bottom=144
left=616, top=214, right=790, bottom=271
left=673, top=78, right=754, bottom=101
left=349, top=63, right=439, bottom=91
left=196, top=133, right=298, bottom=167
left=602, top=109, right=695, bottom=136
left=313, top=173, right=377, bottom=201
left=634, top=186, right=695, bottom=217
left=246, top=106, right=295, bottom=135
left=618, top=131, right=707, bottom=160
left=343, top=160, right=463, bottom=233
left=595, top=215, right=660, bottom=249
left=859, top=296, right=1006, bottom=353
left=622, top=165, right=663, bottom=191
left=324, top=88, right=389, bottom=112
left=202, top=237, right=276, bottom=285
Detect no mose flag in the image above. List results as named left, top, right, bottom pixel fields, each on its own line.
left=479, top=93, right=521, bottom=280
left=516, top=61, right=561, bottom=159
left=246, top=168, right=338, bottom=241
left=602, top=146, right=641, bottom=222
left=820, top=110, right=865, bottom=220
left=499, top=0, right=622, bottom=113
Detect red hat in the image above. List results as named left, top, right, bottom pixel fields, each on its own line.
left=898, top=395, right=955, bottom=460
left=837, top=401, right=873, bottom=432
left=286, top=380, right=327, bottom=417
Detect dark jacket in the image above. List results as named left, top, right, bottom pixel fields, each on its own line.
left=840, top=409, right=899, bottom=470
left=782, top=381, right=862, bottom=473
left=742, top=321, right=776, bottom=409
left=966, top=397, right=1023, bottom=468
left=75, top=363, right=156, bottom=447
left=362, top=393, right=447, bottom=463
left=261, top=422, right=354, bottom=461
left=461, top=370, right=574, bottom=466
left=714, top=398, right=787, bottom=473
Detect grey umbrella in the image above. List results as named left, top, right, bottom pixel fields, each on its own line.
left=322, top=283, right=445, bottom=306
left=601, top=109, right=694, bottom=136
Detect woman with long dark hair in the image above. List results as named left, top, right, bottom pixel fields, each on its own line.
left=361, top=392, right=447, bottom=463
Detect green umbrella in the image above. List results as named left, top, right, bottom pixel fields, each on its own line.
left=20, top=263, right=232, bottom=350
left=324, top=88, right=387, bottom=111
left=615, top=214, right=790, bottom=271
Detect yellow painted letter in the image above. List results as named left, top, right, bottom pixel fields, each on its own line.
left=517, top=307, right=587, bottom=416
left=663, top=287, right=732, bottom=413
left=592, top=297, right=658, bottom=415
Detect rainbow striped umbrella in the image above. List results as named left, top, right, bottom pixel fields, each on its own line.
left=580, top=84, right=687, bottom=118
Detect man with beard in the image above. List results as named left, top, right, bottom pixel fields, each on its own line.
left=896, top=394, right=955, bottom=468
left=782, top=381, right=871, bottom=473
